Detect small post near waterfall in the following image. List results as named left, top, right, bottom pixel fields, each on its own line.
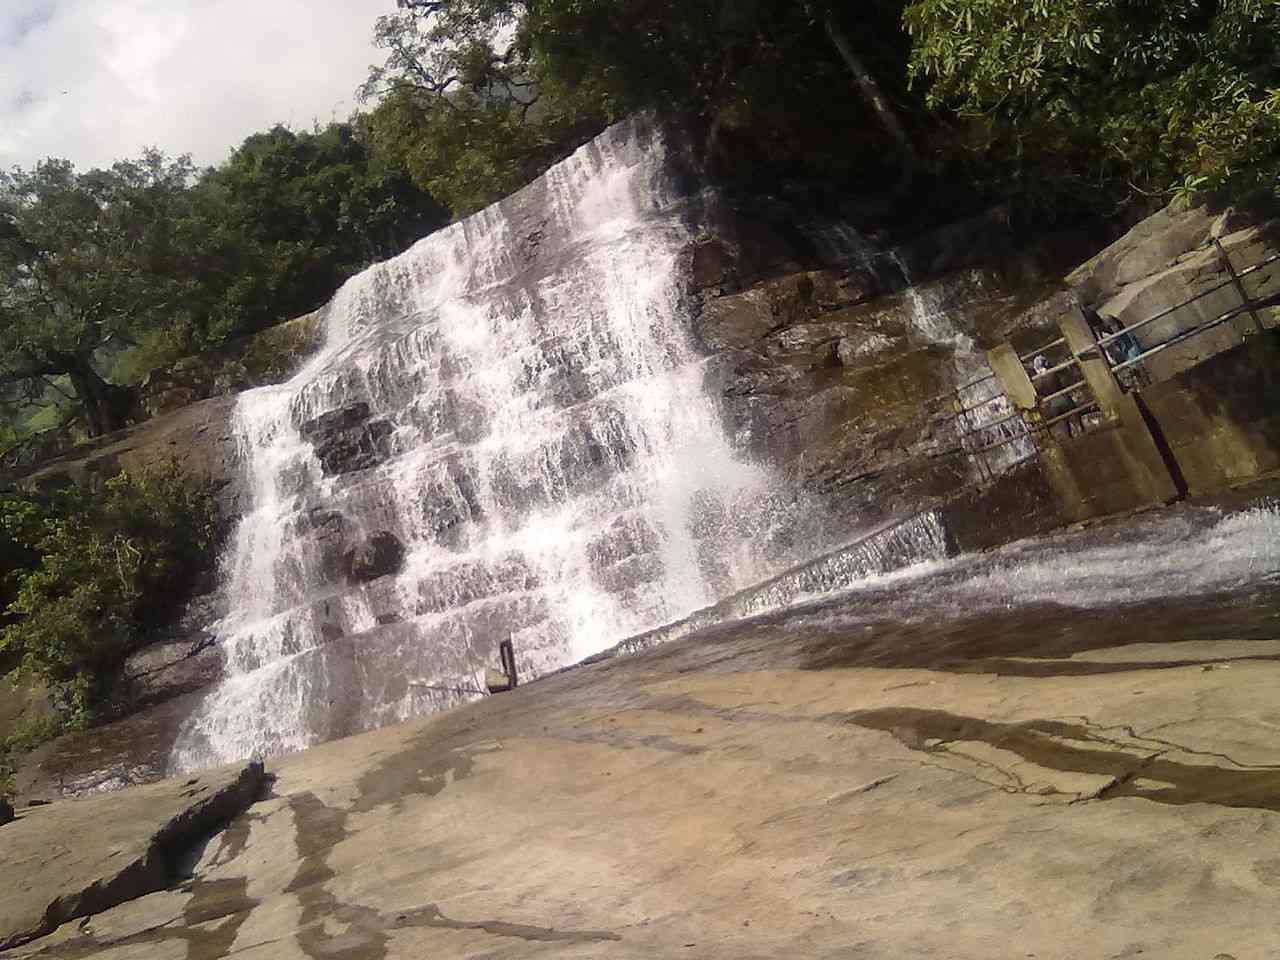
left=486, top=639, right=519, bottom=694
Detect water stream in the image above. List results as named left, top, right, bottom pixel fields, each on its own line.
left=169, top=121, right=1265, bottom=775
left=172, top=120, right=825, bottom=771
left=889, top=251, right=1035, bottom=475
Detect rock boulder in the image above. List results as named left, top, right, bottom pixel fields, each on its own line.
left=346, top=531, right=406, bottom=584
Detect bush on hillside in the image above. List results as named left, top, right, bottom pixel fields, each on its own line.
left=0, top=464, right=220, bottom=728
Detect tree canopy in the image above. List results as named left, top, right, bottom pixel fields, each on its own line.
left=361, top=0, right=1280, bottom=213
left=3, top=0, right=1277, bottom=446
left=0, top=152, right=199, bottom=435
left=360, top=0, right=917, bottom=210
left=0, top=123, right=446, bottom=440
left=905, top=0, right=1280, bottom=203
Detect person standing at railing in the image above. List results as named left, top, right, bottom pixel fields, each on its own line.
left=1031, top=354, right=1083, bottom=439
left=1093, top=312, right=1148, bottom=388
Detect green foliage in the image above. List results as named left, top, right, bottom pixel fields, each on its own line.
left=0, top=121, right=447, bottom=440
left=0, top=465, right=219, bottom=726
left=107, top=317, right=200, bottom=386
left=0, top=152, right=201, bottom=435
left=904, top=0, right=1280, bottom=203
left=360, top=1, right=916, bottom=211
left=361, top=0, right=610, bottom=215
left=193, top=122, right=447, bottom=336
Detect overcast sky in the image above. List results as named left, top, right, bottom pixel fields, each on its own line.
left=1, top=0, right=395, bottom=172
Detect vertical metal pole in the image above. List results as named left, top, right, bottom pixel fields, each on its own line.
left=1213, top=237, right=1265, bottom=335
left=499, top=639, right=518, bottom=688
left=954, top=394, right=993, bottom=484
left=1061, top=307, right=1125, bottom=421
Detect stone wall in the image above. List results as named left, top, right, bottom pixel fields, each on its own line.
left=1066, top=204, right=1280, bottom=384
left=1141, top=331, right=1280, bottom=494
left=938, top=458, right=1069, bottom=554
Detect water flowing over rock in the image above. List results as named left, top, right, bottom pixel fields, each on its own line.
left=172, top=118, right=839, bottom=771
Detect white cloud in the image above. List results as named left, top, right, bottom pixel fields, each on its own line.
left=0, top=0, right=395, bottom=171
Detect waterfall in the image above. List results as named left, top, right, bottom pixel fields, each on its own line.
left=889, top=252, right=1034, bottom=475
left=615, top=510, right=953, bottom=656
left=171, top=119, right=816, bottom=771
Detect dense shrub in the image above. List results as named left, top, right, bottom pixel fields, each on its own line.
left=0, top=464, right=219, bottom=728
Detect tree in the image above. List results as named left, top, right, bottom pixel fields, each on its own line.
left=361, top=1, right=920, bottom=210
left=806, top=2, right=918, bottom=170
left=189, top=122, right=449, bottom=340
left=0, top=152, right=199, bottom=435
left=0, top=465, right=218, bottom=724
left=903, top=0, right=1280, bottom=202
left=361, top=0, right=607, bottom=215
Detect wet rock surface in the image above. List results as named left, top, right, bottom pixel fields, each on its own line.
left=9, top=691, right=219, bottom=804
left=5, top=498, right=1277, bottom=958
left=5, top=116, right=1277, bottom=814
left=346, top=532, right=406, bottom=584
left=0, top=761, right=265, bottom=951
left=299, top=403, right=396, bottom=477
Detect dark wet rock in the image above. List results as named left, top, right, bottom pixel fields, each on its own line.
left=0, top=760, right=266, bottom=951
left=0, top=798, right=13, bottom=826
left=112, top=637, right=225, bottom=716
left=346, top=531, right=406, bottom=584
left=302, top=507, right=348, bottom=536
left=694, top=288, right=777, bottom=352
left=301, top=508, right=355, bottom=583
left=300, top=403, right=396, bottom=476
left=299, top=402, right=374, bottom=440
left=138, top=311, right=324, bottom=418
left=689, top=236, right=742, bottom=294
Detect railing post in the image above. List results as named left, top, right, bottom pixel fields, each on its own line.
left=986, top=344, right=1038, bottom=411
left=499, top=638, right=518, bottom=688
left=987, top=342, right=1089, bottom=519
left=1059, top=309, right=1180, bottom=507
left=1212, top=237, right=1265, bottom=335
left=1059, top=308, right=1126, bottom=423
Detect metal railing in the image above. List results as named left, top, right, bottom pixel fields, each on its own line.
left=899, top=235, right=1275, bottom=493
left=924, top=368, right=1037, bottom=483
left=1097, top=240, right=1278, bottom=377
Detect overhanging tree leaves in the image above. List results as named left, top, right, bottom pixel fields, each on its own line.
left=0, top=152, right=198, bottom=435
left=903, top=0, right=1280, bottom=202
left=362, top=0, right=919, bottom=212
left=362, top=0, right=607, bottom=215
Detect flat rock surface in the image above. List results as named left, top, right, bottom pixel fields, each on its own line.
left=0, top=763, right=263, bottom=951
left=5, top=614, right=1280, bottom=959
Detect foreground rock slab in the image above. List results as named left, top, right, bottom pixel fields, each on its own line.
left=0, top=762, right=264, bottom=951
left=6, top=627, right=1280, bottom=960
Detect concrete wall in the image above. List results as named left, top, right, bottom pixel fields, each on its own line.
left=940, top=458, right=1071, bottom=554
left=1049, top=423, right=1170, bottom=517
left=1140, top=331, right=1280, bottom=495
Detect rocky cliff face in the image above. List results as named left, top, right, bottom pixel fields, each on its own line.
left=8, top=117, right=1277, bottom=799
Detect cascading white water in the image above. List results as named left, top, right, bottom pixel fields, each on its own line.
left=171, top=120, right=810, bottom=771
left=889, top=251, right=1035, bottom=474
